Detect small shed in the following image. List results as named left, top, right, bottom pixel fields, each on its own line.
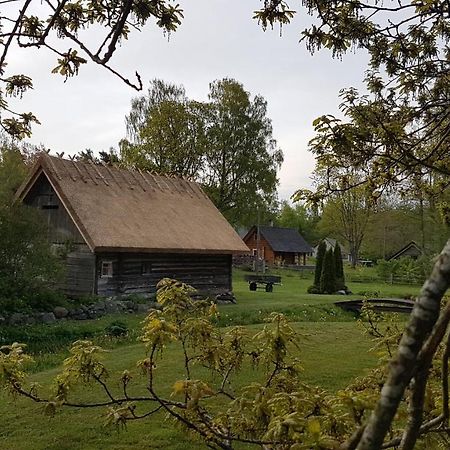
left=388, top=241, right=423, bottom=261
left=15, top=154, right=249, bottom=297
left=242, top=226, right=313, bottom=266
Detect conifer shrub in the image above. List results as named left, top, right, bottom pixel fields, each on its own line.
left=320, top=248, right=336, bottom=294
left=334, top=242, right=346, bottom=291
left=309, top=240, right=327, bottom=293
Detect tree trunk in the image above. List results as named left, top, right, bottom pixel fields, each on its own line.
left=356, top=239, right=450, bottom=450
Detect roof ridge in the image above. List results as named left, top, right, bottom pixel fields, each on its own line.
left=44, top=153, right=204, bottom=197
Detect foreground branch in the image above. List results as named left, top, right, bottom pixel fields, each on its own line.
left=357, top=239, right=450, bottom=450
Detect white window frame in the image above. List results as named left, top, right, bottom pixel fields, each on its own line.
left=101, top=261, right=113, bottom=278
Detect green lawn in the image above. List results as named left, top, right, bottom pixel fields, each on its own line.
left=221, top=268, right=419, bottom=325
left=0, top=267, right=418, bottom=449
left=0, top=322, right=376, bottom=450
left=1, top=268, right=420, bottom=357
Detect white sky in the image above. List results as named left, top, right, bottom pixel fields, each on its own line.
left=7, top=0, right=369, bottom=200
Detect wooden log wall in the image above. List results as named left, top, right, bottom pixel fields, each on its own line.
left=96, top=253, right=232, bottom=297
left=61, top=245, right=96, bottom=297
left=243, top=232, right=276, bottom=264
left=23, top=173, right=85, bottom=244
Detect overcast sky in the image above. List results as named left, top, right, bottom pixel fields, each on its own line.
left=7, top=0, right=369, bottom=200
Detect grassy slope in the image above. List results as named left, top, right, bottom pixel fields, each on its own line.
left=0, top=268, right=417, bottom=449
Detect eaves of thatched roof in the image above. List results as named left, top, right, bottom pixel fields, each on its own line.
left=16, top=154, right=249, bottom=255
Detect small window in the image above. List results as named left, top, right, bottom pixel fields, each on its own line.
left=252, top=248, right=257, bottom=256
left=101, top=261, right=113, bottom=278
left=141, top=261, right=152, bottom=275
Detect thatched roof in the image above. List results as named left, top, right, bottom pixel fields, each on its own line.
left=244, top=226, right=313, bottom=253
left=16, top=154, right=249, bottom=254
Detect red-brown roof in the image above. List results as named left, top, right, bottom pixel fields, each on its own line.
left=16, top=154, right=249, bottom=254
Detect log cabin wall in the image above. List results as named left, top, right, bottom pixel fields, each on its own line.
left=63, top=245, right=96, bottom=297
left=96, top=253, right=232, bottom=297
left=23, top=173, right=95, bottom=297
left=243, top=232, right=276, bottom=265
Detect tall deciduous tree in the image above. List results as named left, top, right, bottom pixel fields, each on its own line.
left=276, top=200, right=320, bottom=244
left=120, top=80, right=207, bottom=178
left=318, top=187, right=372, bottom=268
left=201, top=78, right=283, bottom=226
left=0, top=204, right=63, bottom=310
left=0, top=138, right=28, bottom=204
left=287, top=1, right=450, bottom=447
left=119, top=78, right=283, bottom=226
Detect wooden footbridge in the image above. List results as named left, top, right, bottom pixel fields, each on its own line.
left=334, top=298, right=415, bottom=314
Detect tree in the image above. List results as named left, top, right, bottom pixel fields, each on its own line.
left=313, top=240, right=326, bottom=288
left=201, top=78, right=283, bottom=226
left=319, top=248, right=336, bottom=294
left=276, top=200, right=320, bottom=243
left=118, top=78, right=283, bottom=226
left=333, top=242, right=345, bottom=291
left=120, top=80, right=207, bottom=178
left=318, top=186, right=372, bottom=268
left=0, top=138, right=28, bottom=204
left=0, top=204, right=63, bottom=311
left=291, top=1, right=450, bottom=209
left=0, top=141, right=62, bottom=311
left=0, top=1, right=183, bottom=138
left=288, top=1, right=450, bottom=447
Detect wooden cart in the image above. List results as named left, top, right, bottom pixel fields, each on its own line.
left=244, top=274, right=282, bottom=292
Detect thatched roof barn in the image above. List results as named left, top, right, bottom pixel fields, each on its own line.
left=16, top=154, right=248, bottom=297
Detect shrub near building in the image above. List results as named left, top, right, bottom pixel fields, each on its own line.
left=320, top=249, right=336, bottom=294
left=308, top=241, right=327, bottom=294
left=308, top=241, right=347, bottom=294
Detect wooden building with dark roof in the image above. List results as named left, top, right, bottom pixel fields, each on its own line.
left=15, top=154, right=248, bottom=297
left=388, top=241, right=423, bottom=261
left=242, top=226, right=313, bottom=266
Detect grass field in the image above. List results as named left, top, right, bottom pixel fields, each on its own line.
left=0, top=322, right=377, bottom=450
left=0, top=268, right=418, bottom=449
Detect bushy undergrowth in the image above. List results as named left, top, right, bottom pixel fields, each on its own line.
left=104, top=320, right=129, bottom=337
left=0, top=323, right=97, bottom=354
left=0, top=288, right=68, bottom=314
left=376, top=255, right=434, bottom=283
